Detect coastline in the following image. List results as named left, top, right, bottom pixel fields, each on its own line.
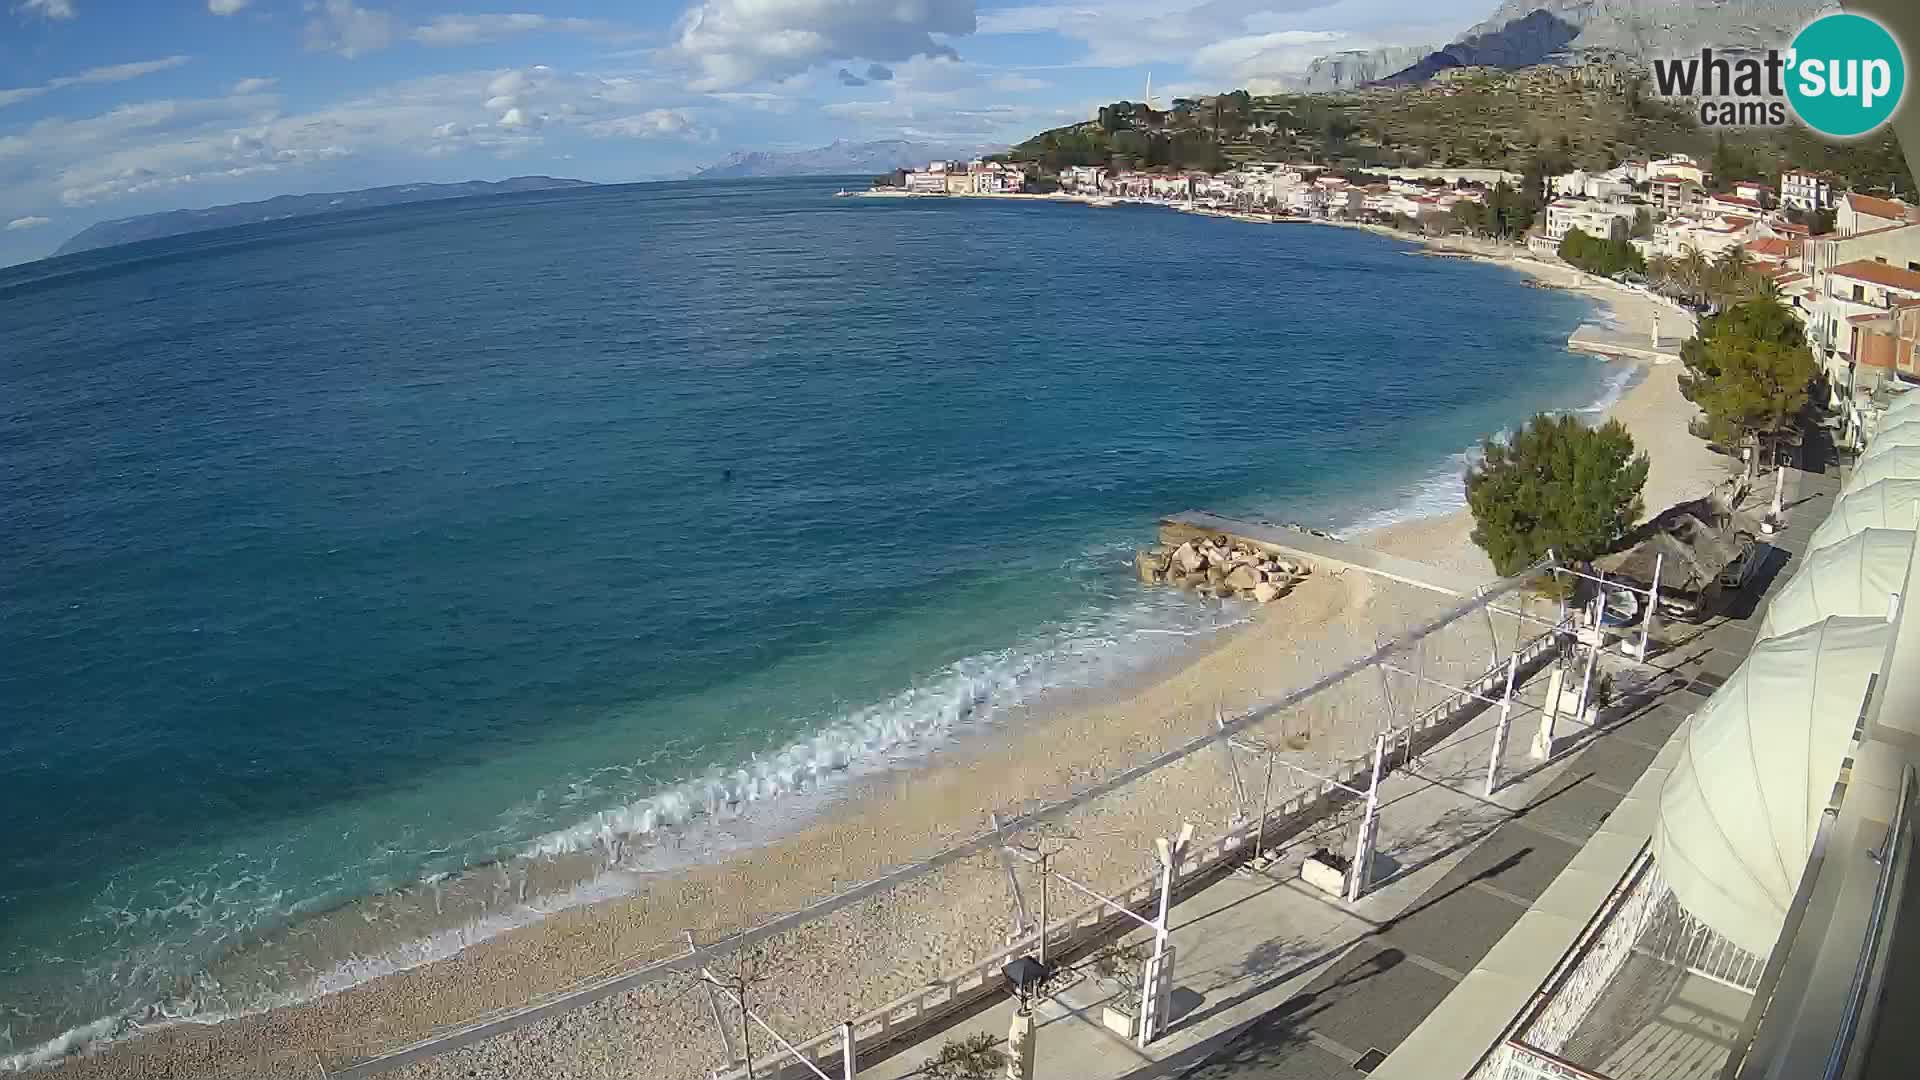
left=27, top=209, right=1724, bottom=1080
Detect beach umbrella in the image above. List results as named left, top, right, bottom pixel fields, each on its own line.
left=1808, top=479, right=1920, bottom=554
left=1848, top=446, right=1920, bottom=493
left=1859, top=419, right=1920, bottom=462
left=1654, top=615, right=1891, bottom=957
left=1757, top=528, right=1913, bottom=641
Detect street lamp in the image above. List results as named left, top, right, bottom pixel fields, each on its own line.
left=1001, top=955, right=1050, bottom=1080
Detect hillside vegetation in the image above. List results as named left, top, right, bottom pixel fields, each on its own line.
left=1005, top=78, right=1914, bottom=195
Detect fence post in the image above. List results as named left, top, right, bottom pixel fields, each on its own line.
left=1485, top=651, right=1521, bottom=797
left=1140, top=825, right=1191, bottom=1046
left=1347, top=733, right=1387, bottom=902
left=841, top=1021, right=856, bottom=1080
left=1634, top=552, right=1662, bottom=660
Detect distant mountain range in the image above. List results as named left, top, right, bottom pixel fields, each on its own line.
left=1291, top=0, right=1834, bottom=90
left=692, top=139, right=999, bottom=180
left=1288, top=46, right=1437, bottom=92
left=53, top=176, right=593, bottom=257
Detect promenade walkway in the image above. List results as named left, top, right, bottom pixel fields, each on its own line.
left=856, top=455, right=1837, bottom=1080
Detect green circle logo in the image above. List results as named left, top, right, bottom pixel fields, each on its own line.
left=1786, top=13, right=1906, bottom=138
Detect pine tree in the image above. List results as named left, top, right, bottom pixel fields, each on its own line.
left=1466, top=414, right=1650, bottom=576
left=1678, top=297, right=1817, bottom=478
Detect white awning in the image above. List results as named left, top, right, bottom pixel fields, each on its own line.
left=1885, top=393, right=1920, bottom=422
left=1807, top=479, right=1920, bottom=554
left=1860, top=419, right=1920, bottom=462
left=1654, top=616, right=1892, bottom=957
left=1847, top=446, right=1920, bottom=494
left=1757, top=529, right=1912, bottom=640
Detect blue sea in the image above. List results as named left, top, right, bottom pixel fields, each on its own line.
left=0, top=178, right=1617, bottom=1064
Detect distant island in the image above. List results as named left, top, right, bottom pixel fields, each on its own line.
left=53, top=176, right=594, bottom=257
left=693, top=139, right=1000, bottom=180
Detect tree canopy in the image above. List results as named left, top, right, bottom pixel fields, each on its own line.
left=1466, top=414, right=1650, bottom=576
left=1678, top=297, right=1817, bottom=459
left=1558, top=225, right=1646, bottom=277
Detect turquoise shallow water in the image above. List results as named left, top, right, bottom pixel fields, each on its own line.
left=0, top=178, right=1613, bottom=1061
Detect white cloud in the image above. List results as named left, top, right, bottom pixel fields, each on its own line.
left=704, top=90, right=796, bottom=114
left=412, top=12, right=615, bottom=46
left=65, top=56, right=192, bottom=86
left=815, top=55, right=1072, bottom=143
left=989, top=73, right=1051, bottom=92
left=16, top=0, right=75, bottom=19
left=583, top=108, right=701, bottom=139
left=207, top=0, right=249, bottom=14
left=5, top=215, right=51, bottom=230
left=1192, top=28, right=1345, bottom=84
left=674, top=0, right=976, bottom=90
left=0, top=63, right=712, bottom=218
left=975, top=0, right=1345, bottom=70
left=304, top=0, right=397, bottom=57
left=0, top=55, right=191, bottom=111
left=232, top=77, right=277, bottom=94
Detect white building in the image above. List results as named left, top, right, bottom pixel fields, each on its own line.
left=1550, top=168, right=1632, bottom=202
left=1060, top=165, right=1105, bottom=193
left=1544, top=198, right=1640, bottom=243
left=1780, top=169, right=1835, bottom=212
left=1837, top=192, right=1918, bottom=235
left=1648, top=154, right=1707, bottom=185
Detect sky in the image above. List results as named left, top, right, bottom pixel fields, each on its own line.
left=0, top=0, right=1491, bottom=265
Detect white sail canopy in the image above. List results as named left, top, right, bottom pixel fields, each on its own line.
left=1757, top=529, right=1913, bottom=640
left=1847, top=446, right=1920, bottom=494
left=1655, top=616, right=1892, bottom=956
left=1884, top=393, right=1920, bottom=422
left=1807, top=480, right=1920, bottom=554
left=1859, top=419, right=1920, bottom=463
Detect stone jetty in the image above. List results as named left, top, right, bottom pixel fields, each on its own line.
left=1134, top=534, right=1311, bottom=603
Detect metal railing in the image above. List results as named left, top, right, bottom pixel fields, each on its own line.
left=1471, top=849, right=1662, bottom=1080
left=1634, top=890, right=1766, bottom=993
left=327, top=567, right=1561, bottom=1078
left=714, top=625, right=1571, bottom=1080
left=1824, top=763, right=1916, bottom=1080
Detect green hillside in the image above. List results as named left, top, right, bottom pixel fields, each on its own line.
left=1005, top=77, right=1913, bottom=195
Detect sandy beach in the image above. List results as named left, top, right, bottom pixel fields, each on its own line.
left=32, top=225, right=1730, bottom=1080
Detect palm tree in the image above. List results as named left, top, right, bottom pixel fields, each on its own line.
left=1710, top=245, right=1750, bottom=305
left=1648, top=253, right=1676, bottom=298
left=1678, top=248, right=1711, bottom=307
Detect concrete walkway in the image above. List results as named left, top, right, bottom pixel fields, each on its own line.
left=853, top=455, right=1837, bottom=1080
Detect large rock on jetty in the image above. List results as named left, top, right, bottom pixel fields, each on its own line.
left=1132, top=534, right=1311, bottom=602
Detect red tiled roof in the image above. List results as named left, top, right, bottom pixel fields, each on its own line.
left=1713, top=194, right=1765, bottom=209
left=1830, top=259, right=1920, bottom=292
left=1850, top=312, right=1892, bottom=325
left=1748, top=237, right=1793, bottom=258
left=1846, top=193, right=1915, bottom=221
